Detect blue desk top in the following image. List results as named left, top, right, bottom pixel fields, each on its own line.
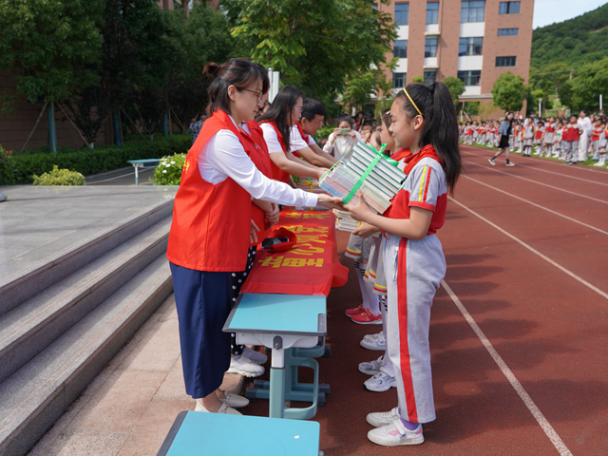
left=224, top=293, right=326, bottom=335
left=159, top=411, right=320, bottom=456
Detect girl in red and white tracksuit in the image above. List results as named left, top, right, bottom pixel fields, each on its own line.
left=345, top=82, right=461, bottom=447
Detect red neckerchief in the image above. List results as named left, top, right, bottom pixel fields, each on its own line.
left=390, top=148, right=411, bottom=162
left=402, top=144, right=441, bottom=176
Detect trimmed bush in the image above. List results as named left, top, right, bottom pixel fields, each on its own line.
left=153, top=153, right=186, bottom=186
left=33, top=165, right=85, bottom=186
left=0, top=135, right=192, bottom=185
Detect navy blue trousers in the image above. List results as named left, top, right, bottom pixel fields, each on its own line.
left=170, top=262, right=233, bottom=399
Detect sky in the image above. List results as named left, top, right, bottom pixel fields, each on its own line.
left=533, top=0, right=608, bottom=28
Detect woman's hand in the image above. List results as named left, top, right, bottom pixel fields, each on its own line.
left=250, top=220, right=260, bottom=244
left=317, top=193, right=344, bottom=210
left=353, top=221, right=379, bottom=237
left=316, top=167, right=330, bottom=179
left=265, top=203, right=280, bottom=226
left=343, top=192, right=375, bottom=222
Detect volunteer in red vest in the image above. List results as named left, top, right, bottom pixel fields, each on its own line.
left=166, top=58, right=340, bottom=415
left=290, top=98, right=336, bottom=168
left=258, top=86, right=327, bottom=184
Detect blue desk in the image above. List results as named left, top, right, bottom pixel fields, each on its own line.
left=158, top=411, right=320, bottom=456
left=224, top=293, right=326, bottom=418
left=127, top=159, right=161, bottom=185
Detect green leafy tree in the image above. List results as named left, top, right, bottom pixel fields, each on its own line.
left=492, top=72, right=527, bottom=112
left=223, top=0, right=396, bottom=106
left=0, top=0, right=103, bottom=151
left=442, top=76, right=465, bottom=106
left=568, top=57, right=608, bottom=113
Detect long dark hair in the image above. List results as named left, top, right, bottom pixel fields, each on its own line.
left=396, top=82, right=461, bottom=191
left=258, top=85, right=303, bottom=149
left=203, top=58, right=269, bottom=115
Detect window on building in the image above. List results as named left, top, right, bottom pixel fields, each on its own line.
left=457, top=70, right=481, bottom=86
left=499, top=1, right=520, bottom=14
left=395, top=3, right=409, bottom=26
left=459, top=37, right=483, bottom=56
left=424, top=70, right=437, bottom=83
left=426, top=1, right=439, bottom=25
left=497, top=27, right=519, bottom=36
left=496, top=55, right=517, bottom=66
left=393, top=40, right=408, bottom=58
left=424, top=36, right=438, bottom=58
left=393, top=72, right=406, bottom=89
left=461, top=0, right=485, bottom=23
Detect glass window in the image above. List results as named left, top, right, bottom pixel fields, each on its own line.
left=457, top=70, right=481, bottom=86
left=426, top=1, right=439, bottom=25
left=458, top=37, right=483, bottom=56
left=424, top=36, right=438, bottom=58
left=424, top=70, right=437, bottom=83
left=499, top=1, right=520, bottom=14
left=395, top=3, right=409, bottom=26
left=497, top=27, right=519, bottom=36
left=393, top=40, right=408, bottom=58
left=393, top=72, right=406, bottom=89
left=496, top=55, right=517, bottom=66
left=461, top=0, right=485, bottom=23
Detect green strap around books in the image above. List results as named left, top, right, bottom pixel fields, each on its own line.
left=342, top=143, right=387, bottom=204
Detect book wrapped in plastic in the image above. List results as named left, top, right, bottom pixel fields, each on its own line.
left=319, top=141, right=405, bottom=214
left=333, top=209, right=360, bottom=232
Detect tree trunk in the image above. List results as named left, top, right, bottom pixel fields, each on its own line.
left=48, top=101, right=58, bottom=153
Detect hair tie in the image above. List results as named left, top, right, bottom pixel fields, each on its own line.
left=402, top=87, right=423, bottom=118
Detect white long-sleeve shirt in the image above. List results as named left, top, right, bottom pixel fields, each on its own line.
left=198, top=120, right=318, bottom=208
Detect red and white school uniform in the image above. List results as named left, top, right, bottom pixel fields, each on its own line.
left=380, top=144, right=447, bottom=423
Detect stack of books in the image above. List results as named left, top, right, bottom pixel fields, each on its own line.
left=319, top=141, right=405, bottom=213
left=333, top=209, right=360, bottom=232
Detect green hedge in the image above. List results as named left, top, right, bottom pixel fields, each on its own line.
left=0, top=135, right=192, bottom=185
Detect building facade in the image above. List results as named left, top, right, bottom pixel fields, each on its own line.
left=377, top=0, right=533, bottom=116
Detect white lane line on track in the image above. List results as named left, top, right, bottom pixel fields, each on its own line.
left=449, top=196, right=608, bottom=299
left=441, top=280, right=573, bottom=456
left=461, top=151, right=607, bottom=186
left=461, top=174, right=608, bottom=235
left=461, top=146, right=609, bottom=176
left=462, top=158, right=608, bottom=204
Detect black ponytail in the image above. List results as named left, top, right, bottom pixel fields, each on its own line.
left=257, top=86, right=303, bottom=150
left=397, top=82, right=461, bottom=191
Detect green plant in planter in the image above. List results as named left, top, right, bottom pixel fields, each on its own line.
left=33, top=165, right=85, bottom=185
left=153, top=153, right=186, bottom=185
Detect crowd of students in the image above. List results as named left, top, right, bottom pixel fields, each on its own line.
left=459, top=111, right=608, bottom=167
left=171, top=57, right=462, bottom=447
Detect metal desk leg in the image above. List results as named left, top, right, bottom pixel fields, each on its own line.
left=268, top=342, right=285, bottom=418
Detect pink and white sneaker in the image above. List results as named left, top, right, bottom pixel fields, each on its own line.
left=367, top=419, right=424, bottom=446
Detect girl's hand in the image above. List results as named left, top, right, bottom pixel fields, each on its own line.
left=316, top=167, right=330, bottom=179
left=353, top=221, right=379, bottom=237
left=343, top=192, right=375, bottom=222
left=317, top=193, right=344, bottom=210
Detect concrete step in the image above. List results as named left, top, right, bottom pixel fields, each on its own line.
left=0, top=256, right=172, bottom=456
left=0, top=200, right=172, bottom=317
left=0, top=217, right=171, bottom=385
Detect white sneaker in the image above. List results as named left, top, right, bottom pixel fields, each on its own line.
left=360, top=333, right=386, bottom=351
left=222, top=392, right=250, bottom=408
left=358, top=356, right=384, bottom=375
left=227, top=354, right=265, bottom=377
left=364, top=371, right=396, bottom=392
left=242, top=347, right=268, bottom=365
left=194, top=401, right=242, bottom=415
left=367, top=420, right=424, bottom=447
left=366, top=406, right=399, bottom=427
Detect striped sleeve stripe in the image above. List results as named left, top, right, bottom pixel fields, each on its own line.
left=417, top=165, right=432, bottom=202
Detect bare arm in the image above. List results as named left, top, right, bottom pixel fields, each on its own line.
left=269, top=151, right=325, bottom=179
left=294, top=145, right=335, bottom=168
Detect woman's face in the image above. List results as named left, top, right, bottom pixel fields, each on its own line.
left=227, top=77, right=264, bottom=122
left=290, top=97, right=303, bottom=125
left=338, top=120, right=351, bottom=130
left=388, top=97, right=423, bottom=150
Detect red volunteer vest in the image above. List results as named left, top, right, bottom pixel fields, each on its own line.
left=385, top=145, right=447, bottom=235
left=247, top=120, right=275, bottom=242
left=261, top=120, right=291, bottom=184
left=166, top=110, right=254, bottom=272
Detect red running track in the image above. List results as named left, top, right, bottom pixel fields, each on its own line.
left=242, top=145, right=607, bottom=455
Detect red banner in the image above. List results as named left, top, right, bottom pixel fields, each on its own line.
left=241, top=210, right=349, bottom=296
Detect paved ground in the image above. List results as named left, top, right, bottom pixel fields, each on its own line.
left=29, top=146, right=607, bottom=455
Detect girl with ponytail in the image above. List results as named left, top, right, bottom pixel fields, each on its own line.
left=344, top=81, right=461, bottom=447
left=167, top=58, right=340, bottom=416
